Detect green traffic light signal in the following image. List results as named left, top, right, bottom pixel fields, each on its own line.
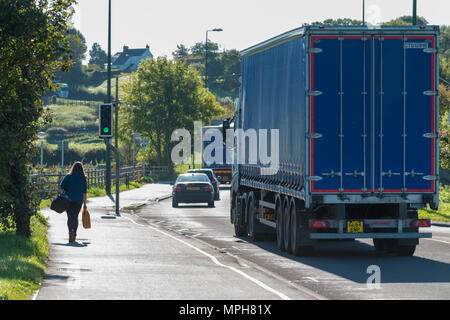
left=99, top=103, right=113, bottom=138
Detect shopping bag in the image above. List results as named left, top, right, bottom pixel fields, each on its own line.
left=82, top=207, right=91, bottom=229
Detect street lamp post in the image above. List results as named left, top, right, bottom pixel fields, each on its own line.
left=105, top=0, right=112, bottom=195
left=205, top=28, right=223, bottom=88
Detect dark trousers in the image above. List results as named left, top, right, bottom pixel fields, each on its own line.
left=66, top=201, right=82, bottom=235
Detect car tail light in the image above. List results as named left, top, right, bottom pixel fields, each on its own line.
left=410, top=219, right=431, bottom=228
left=203, top=186, right=213, bottom=192
left=175, top=185, right=182, bottom=192
left=309, top=220, right=330, bottom=228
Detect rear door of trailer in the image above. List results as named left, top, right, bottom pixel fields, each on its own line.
left=308, top=30, right=438, bottom=196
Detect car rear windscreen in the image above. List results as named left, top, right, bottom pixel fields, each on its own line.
left=177, top=175, right=209, bottom=182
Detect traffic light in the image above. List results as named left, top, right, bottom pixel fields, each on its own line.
left=99, top=103, right=113, bottom=138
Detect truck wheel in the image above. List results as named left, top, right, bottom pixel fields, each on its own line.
left=373, top=239, right=396, bottom=252
left=283, top=197, right=292, bottom=254
left=247, top=192, right=262, bottom=241
left=373, top=239, right=386, bottom=252
left=290, top=200, right=313, bottom=257
left=233, top=197, right=247, bottom=237
left=276, top=200, right=285, bottom=252
left=394, top=244, right=416, bottom=256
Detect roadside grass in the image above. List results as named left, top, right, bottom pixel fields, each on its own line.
left=85, top=74, right=130, bottom=97
left=45, top=104, right=98, bottom=131
left=419, top=184, right=450, bottom=222
left=0, top=214, right=49, bottom=300
left=86, top=181, right=144, bottom=198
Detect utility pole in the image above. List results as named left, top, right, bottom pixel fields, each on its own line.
left=105, top=0, right=112, bottom=195
left=412, top=0, right=417, bottom=25
left=362, top=0, right=365, bottom=25
left=115, top=76, right=119, bottom=150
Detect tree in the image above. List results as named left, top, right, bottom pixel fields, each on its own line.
left=191, top=41, right=219, bottom=58
left=89, top=42, right=107, bottom=69
left=172, top=44, right=189, bottom=60
left=55, top=26, right=87, bottom=87
left=121, top=57, right=224, bottom=173
left=0, top=0, right=75, bottom=235
left=219, top=49, right=241, bottom=95
left=383, top=15, right=428, bottom=26
left=306, top=18, right=363, bottom=26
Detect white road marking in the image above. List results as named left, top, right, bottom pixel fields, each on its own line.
left=304, top=277, right=319, bottom=283
left=123, top=215, right=291, bottom=300
left=424, top=238, right=450, bottom=245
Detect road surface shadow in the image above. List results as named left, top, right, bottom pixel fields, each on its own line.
left=239, top=236, right=450, bottom=284
left=52, top=242, right=90, bottom=247
left=175, top=204, right=213, bottom=208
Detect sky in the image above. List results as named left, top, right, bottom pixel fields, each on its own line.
left=73, top=0, right=449, bottom=62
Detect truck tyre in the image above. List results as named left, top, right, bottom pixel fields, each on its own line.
left=373, top=239, right=396, bottom=252
left=283, top=197, right=292, bottom=254
left=394, top=244, right=416, bottom=256
left=233, top=195, right=247, bottom=237
left=247, top=192, right=262, bottom=241
left=290, top=199, right=313, bottom=257
left=276, top=199, right=285, bottom=252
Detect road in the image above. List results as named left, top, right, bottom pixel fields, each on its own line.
left=134, top=186, right=450, bottom=300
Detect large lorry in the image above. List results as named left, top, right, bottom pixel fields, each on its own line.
left=230, top=25, right=439, bottom=256
left=202, top=120, right=233, bottom=183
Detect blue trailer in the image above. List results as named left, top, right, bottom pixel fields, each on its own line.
left=231, top=25, right=439, bottom=256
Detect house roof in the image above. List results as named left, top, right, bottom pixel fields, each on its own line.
left=112, top=45, right=152, bottom=66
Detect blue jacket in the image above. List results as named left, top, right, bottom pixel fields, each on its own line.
left=60, top=171, right=87, bottom=204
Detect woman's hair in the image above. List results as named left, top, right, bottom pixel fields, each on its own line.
left=69, top=161, right=87, bottom=180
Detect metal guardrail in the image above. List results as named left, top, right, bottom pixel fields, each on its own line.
left=31, top=165, right=168, bottom=200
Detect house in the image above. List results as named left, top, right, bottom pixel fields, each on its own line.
left=112, top=45, right=153, bottom=72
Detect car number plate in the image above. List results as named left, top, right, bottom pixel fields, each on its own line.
left=347, top=221, right=363, bottom=233
left=187, top=187, right=200, bottom=191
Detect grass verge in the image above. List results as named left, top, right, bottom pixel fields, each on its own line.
left=0, top=214, right=49, bottom=300
left=419, top=184, right=450, bottom=222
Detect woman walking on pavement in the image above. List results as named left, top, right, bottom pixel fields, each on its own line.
left=60, top=161, right=88, bottom=243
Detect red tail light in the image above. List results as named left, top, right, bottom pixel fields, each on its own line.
left=203, top=186, right=213, bottom=192
left=175, top=185, right=182, bottom=192
left=309, top=220, right=330, bottom=228
left=411, top=219, right=431, bottom=228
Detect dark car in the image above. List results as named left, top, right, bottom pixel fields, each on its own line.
left=172, top=173, right=215, bottom=208
left=187, top=169, right=220, bottom=200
